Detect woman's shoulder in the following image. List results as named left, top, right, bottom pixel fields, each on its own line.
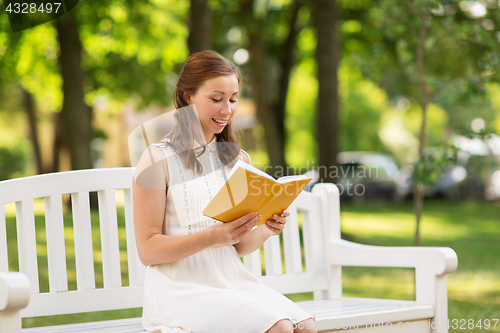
left=133, top=144, right=170, bottom=189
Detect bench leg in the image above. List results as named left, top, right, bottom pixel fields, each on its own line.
left=0, top=311, right=22, bottom=333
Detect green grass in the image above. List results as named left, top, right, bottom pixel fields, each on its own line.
left=338, top=199, right=500, bottom=333
left=4, top=199, right=499, bottom=331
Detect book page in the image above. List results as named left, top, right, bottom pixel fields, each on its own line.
left=227, top=159, right=277, bottom=182
left=277, top=174, right=309, bottom=184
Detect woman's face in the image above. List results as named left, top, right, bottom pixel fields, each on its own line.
left=185, top=74, right=239, bottom=143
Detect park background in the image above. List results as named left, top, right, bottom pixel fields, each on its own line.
left=0, top=0, right=499, bottom=331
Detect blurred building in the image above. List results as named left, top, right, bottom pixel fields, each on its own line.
left=91, top=98, right=257, bottom=168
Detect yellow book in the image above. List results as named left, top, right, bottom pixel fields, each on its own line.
left=203, top=160, right=312, bottom=225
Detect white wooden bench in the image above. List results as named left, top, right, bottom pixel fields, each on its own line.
left=0, top=168, right=458, bottom=333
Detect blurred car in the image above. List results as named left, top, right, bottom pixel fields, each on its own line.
left=394, top=162, right=470, bottom=200
left=304, top=151, right=400, bottom=202
left=394, top=149, right=500, bottom=201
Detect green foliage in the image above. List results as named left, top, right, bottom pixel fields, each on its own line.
left=403, top=102, right=449, bottom=147
left=436, top=82, right=496, bottom=134
left=285, top=55, right=396, bottom=169
left=0, top=146, right=27, bottom=181
left=486, top=83, right=500, bottom=134
left=338, top=62, right=389, bottom=153
left=285, top=57, right=317, bottom=169
left=0, top=16, right=61, bottom=115
left=77, top=0, right=190, bottom=109
left=0, top=110, right=31, bottom=179
left=413, top=145, right=457, bottom=186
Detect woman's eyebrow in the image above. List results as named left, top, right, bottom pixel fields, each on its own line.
left=211, top=90, right=239, bottom=95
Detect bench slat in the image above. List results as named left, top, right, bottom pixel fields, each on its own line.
left=242, top=245, right=262, bottom=276
left=44, top=195, right=69, bottom=293
left=301, top=210, right=314, bottom=273
left=0, top=168, right=135, bottom=205
left=71, top=192, right=96, bottom=290
left=21, top=317, right=144, bottom=333
left=16, top=200, right=39, bottom=293
left=282, top=206, right=303, bottom=274
left=296, top=298, right=434, bottom=332
left=21, top=286, right=143, bottom=318
left=263, top=231, right=283, bottom=275
left=98, top=190, right=122, bottom=288
left=301, top=203, right=326, bottom=276
left=307, top=207, right=325, bottom=273
left=259, top=272, right=328, bottom=294
left=123, top=189, right=144, bottom=287
left=21, top=298, right=434, bottom=333
left=0, top=204, right=8, bottom=272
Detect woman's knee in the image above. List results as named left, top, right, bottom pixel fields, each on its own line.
left=293, top=318, right=317, bottom=333
left=266, top=319, right=294, bottom=333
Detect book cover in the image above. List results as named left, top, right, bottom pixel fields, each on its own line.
left=202, top=160, right=312, bottom=225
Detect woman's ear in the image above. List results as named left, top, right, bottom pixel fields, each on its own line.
left=183, top=91, right=191, bottom=103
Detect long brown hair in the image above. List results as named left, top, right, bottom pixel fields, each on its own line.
left=161, top=50, right=241, bottom=175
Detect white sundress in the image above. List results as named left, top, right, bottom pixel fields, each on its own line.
left=141, top=138, right=314, bottom=333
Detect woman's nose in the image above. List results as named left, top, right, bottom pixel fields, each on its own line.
left=220, top=101, right=232, bottom=115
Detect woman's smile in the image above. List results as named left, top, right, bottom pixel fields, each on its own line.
left=212, top=118, right=229, bottom=126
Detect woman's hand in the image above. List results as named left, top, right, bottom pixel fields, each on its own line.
left=262, top=210, right=290, bottom=237
left=208, top=212, right=261, bottom=245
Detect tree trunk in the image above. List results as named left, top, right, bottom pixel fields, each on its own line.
left=414, top=10, right=430, bottom=246
left=413, top=182, right=424, bottom=246
left=313, top=0, right=340, bottom=183
left=270, top=0, right=304, bottom=176
left=240, top=0, right=287, bottom=178
left=55, top=11, right=93, bottom=171
left=50, top=111, right=65, bottom=173
left=188, top=0, right=212, bottom=54
left=21, top=86, right=44, bottom=174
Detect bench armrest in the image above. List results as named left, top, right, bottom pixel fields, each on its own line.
left=327, top=239, right=458, bottom=275
left=325, top=239, right=457, bottom=333
left=0, top=272, right=30, bottom=333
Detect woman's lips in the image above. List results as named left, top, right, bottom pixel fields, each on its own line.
left=212, top=118, right=228, bottom=126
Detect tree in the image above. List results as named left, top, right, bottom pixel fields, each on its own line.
left=1, top=1, right=191, bottom=174
left=55, top=11, right=93, bottom=171
left=188, top=0, right=212, bottom=54
left=215, top=0, right=307, bottom=178
left=0, top=15, right=60, bottom=174
left=312, top=0, right=340, bottom=183
left=361, top=0, right=500, bottom=245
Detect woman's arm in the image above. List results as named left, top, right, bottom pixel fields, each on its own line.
left=133, top=146, right=259, bottom=266
left=232, top=150, right=290, bottom=257
left=232, top=210, right=290, bottom=257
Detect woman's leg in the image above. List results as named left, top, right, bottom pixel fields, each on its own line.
left=266, top=319, right=294, bottom=333
left=293, top=318, right=317, bottom=333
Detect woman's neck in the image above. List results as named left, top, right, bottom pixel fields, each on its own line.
left=204, top=134, right=216, bottom=144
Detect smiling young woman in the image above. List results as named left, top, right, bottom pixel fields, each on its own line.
left=132, top=50, right=316, bottom=333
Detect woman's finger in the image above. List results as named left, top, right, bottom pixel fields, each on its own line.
left=272, top=214, right=286, bottom=224
left=232, top=212, right=259, bottom=228
left=266, top=220, right=284, bottom=231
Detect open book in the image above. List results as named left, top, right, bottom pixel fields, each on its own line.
left=202, top=160, right=312, bottom=225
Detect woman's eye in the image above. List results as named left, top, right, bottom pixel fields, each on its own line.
left=211, top=98, right=237, bottom=103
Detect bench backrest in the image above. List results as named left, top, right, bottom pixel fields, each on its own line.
left=0, top=168, right=338, bottom=319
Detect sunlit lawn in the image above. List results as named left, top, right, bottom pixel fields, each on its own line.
left=4, top=199, right=499, bottom=331
left=338, top=199, right=500, bottom=333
